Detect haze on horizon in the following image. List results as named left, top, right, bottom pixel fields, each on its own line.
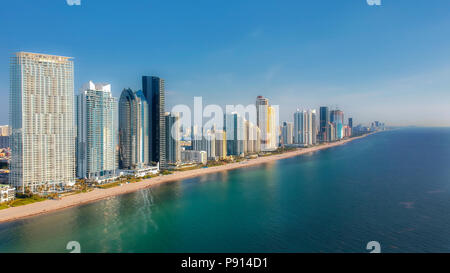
left=0, top=0, right=449, bottom=127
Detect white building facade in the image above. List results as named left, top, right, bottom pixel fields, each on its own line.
left=9, top=52, right=76, bottom=193
left=76, top=81, right=118, bottom=182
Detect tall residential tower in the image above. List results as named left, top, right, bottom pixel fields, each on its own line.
left=76, top=81, right=118, bottom=181
left=9, top=52, right=76, bottom=193
left=142, top=76, right=166, bottom=168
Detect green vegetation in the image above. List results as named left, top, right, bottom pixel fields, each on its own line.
left=0, top=194, right=47, bottom=210
left=161, top=170, right=173, bottom=175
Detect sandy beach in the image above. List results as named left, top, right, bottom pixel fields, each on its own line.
left=0, top=134, right=372, bottom=223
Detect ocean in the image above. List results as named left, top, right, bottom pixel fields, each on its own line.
left=0, top=128, right=449, bottom=253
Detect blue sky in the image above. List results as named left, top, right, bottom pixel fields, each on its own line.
left=1, top=0, right=450, bottom=126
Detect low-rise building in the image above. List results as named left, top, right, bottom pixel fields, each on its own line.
left=181, top=150, right=207, bottom=165
left=0, top=184, right=15, bottom=203
left=118, top=164, right=160, bottom=178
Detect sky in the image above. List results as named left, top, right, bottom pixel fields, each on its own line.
left=1, top=0, right=450, bottom=126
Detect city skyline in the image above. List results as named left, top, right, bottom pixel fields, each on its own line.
left=1, top=1, right=450, bottom=127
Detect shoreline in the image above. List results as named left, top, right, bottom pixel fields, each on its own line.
left=0, top=133, right=374, bottom=224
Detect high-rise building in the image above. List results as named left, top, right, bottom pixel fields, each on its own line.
left=9, top=52, right=76, bottom=193
left=191, top=127, right=217, bottom=161
left=256, top=96, right=269, bottom=150
left=225, top=113, right=245, bottom=157
left=327, top=122, right=336, bottom=142
left=281, top=122, right=293, bottom=145
left=245, top=120, right=260, bottom=154
left=348, top=118, right=353, bottom=129
left=330, top=110, right=344, bottom=140
left=267, top=106, right=278, bottom=150
left=119, top=88, right=138, bottom=169
left=76, top=81, right=118, bottom=181
left=319, top=106, right=330, bottom=142
left=142, top=76, right=166, bottom=167
left=119, top=88, right=147, bottom=169
left=165, top=112, right=181, bottom=164
left=311, top=109, right=318, bottom=145
left=294, top=109, right=317, bottom=146
left=214, top=130, right=227, bottom=159
left=135, top=90, right=149, bottom=165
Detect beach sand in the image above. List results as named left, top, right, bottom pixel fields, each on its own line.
left=0, top=134, right=372, bottom=223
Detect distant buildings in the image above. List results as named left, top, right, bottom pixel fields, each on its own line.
left=181, top=150, right=207, bottom=165
left=319, top=106, right=330, bottom=142
left=330, top=110, right=344, bottom=140
left=76, top=81, right=118, bottom=182
left=245, top=120, right=261, bottom=154
left=10, top=52, right=76, bottom=193
left=165, top=112, right=181, bottom=164
left=225, top=112, right=245, bottom=157
left=294, top=109, right=317, bottom=146
left=0, top=126, right=9, bottom=136
left=0, top=126, right=9, bottom=149
left=0, top=184, right=15, bottom=203
left=0, top=136, right=9, bottom=149
left=214, top=130, right=227, bottom=159
left=6, top=50, right=375, bottom=193
left=281, top=122, right=293, bottom=145
left=256, top=96, right=278, bottom=151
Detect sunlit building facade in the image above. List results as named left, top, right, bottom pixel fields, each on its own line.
left=76, top=81, right=118, bottom=181
left=9, top=52, right=76, bottom=193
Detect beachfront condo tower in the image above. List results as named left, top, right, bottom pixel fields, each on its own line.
left=319, top=106, right=330, bottom=142
left=225, top=112, right=245, bottom=157
left=294, top=109, right=317, bottom=146
left=165, top=112, right=181, bottom=164
left=256, top=96, right=269, bottom=150
left=9, top=52, right=76, bottom=193
left=330, top=110, right=344, bottom=140
left=76, top=81, right=118, bottom=182
left=142, top=76, right=166, bottom=168
left=282, top=121, right=294, bottom=145
left=256, top=96, right=278, bottom=151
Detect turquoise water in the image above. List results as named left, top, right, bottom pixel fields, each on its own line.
left=0, top=128, right=449, bottom=253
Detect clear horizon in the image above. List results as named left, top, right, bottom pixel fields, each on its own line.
left=1, top=1, right=450, bottom=127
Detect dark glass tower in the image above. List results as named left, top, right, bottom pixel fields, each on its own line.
left=118, top=88, right=139, bottom=169
left=142, top=76, right=166, bottom=168
left=348, top=118, right=353, bottom=128
left=319, top=106, right=329, bottom=142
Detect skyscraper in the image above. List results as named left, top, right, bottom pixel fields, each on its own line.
left=135, top=90, right=149, bottom=165
left=281, top=122, right=293, bottom=145
left=319, top=106, right=330, bottom=142
left=119, top=88, right=141, bottom=169
left=225, top=112, right=245, bottom=157
left=9, top=52, right=76, bottom=193
left=256, top=96, right=269, bottom=150
left=76, top=81, right=118, bottom=181
left=214, top=130, right=227, bottom=159
left=294, top=109, right=317, bottom=146
left=142, top=76, right=166, bottom=167
left=330, top=110, right=344, bottom=140
left=311, top=109, right=318, bottom=145
left=165, top=112, right=181, bottom=165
